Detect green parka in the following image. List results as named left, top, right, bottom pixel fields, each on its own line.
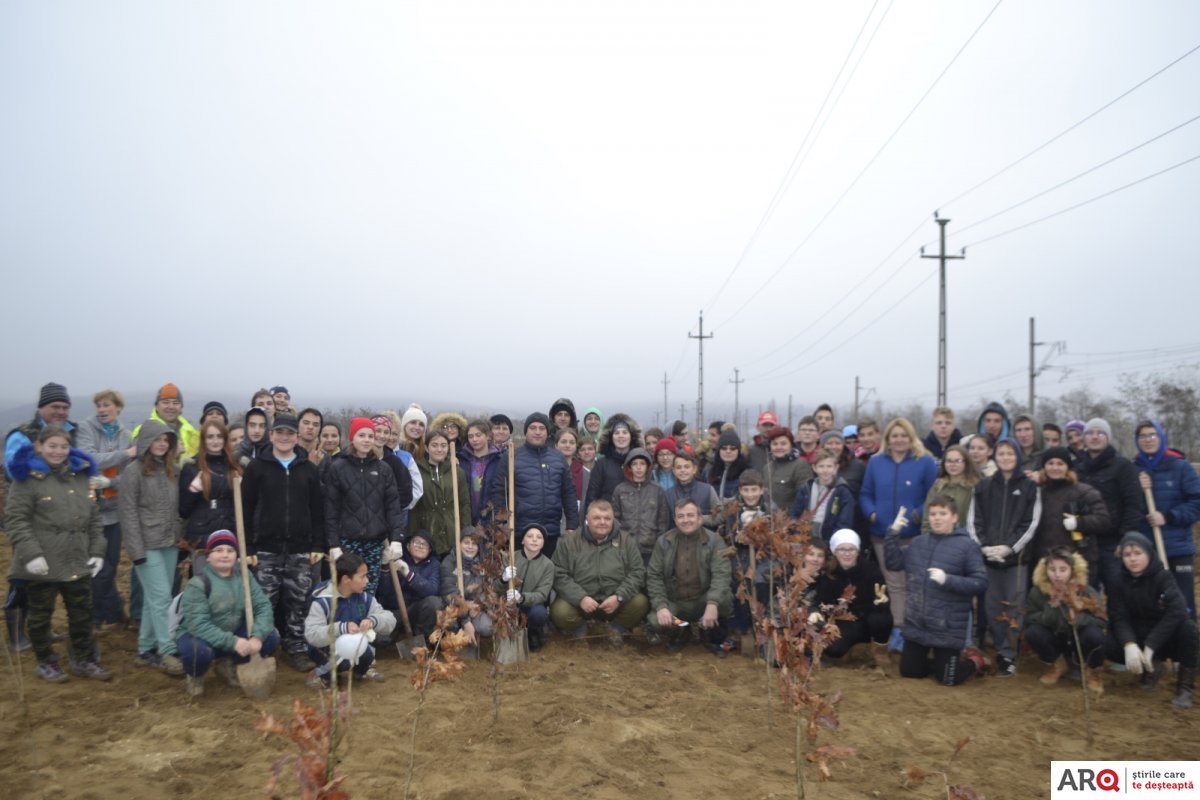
left=646, top=527, right=732, bottom=615
left=552, top=520, right=646, bottom=605
left=409, top=456, right=471, bottom=556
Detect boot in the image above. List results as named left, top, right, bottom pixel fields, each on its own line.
left=1174, top=668, right=1195, bottom=711
left=871, top=642, right=890, bottom=669
left=5, top=607, right=30, bottom=652
left=1040, top=657, right=1068, bottom=687
left=1085, top=667, right=1105, bottom=696
left=1140, top=661, right=1163, bottom=691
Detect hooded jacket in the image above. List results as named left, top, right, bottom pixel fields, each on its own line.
left=240, top=444, right=329, bottom=555
left=552, top=519, right=645, bottom=606
left=579, top=406, right=605, bottom=436
left=1074, top=444, right=1144, bottom=540
left=548, top=398, right=578, bottom=431
left=1107, top=532, right=1190, bottom=653
left=1025, top=552, right=1104, bottom=637
left=487, top=440, right=579, bottom=536
left=966, top=438, right=1040, bottom=567
left=132, top=408, right=199, bottom=462
left=1032, top=475, right=1109, bottom=563
left=119, top=419, right=182, bottom=561
left=5, top=415, right=76, bottom=480
left=885, top=526, right=987, bottom=649
left=790, top=477, right=855, bottom=539
left=1010, top=414, right=1046, bottom=466
left=1133, top=421, right=1200, bottom=558
left=764, top=449, right=813, bottom=513
left=73, top=413, right=133, bottom=525
left=4, top=443, right=103, bottom=582
left=324, top=450, right=406, bottom=546
left=976, top=402, right=1011, bottom=441
left=610, top=449, right=672, bottom=559
left=706, top=430, right=750, bottom=498
left=584, top=413, right=644, bottom=509
left=646, top=526, right=733, bottom=614
left=408, top=455, right=471, bottom=556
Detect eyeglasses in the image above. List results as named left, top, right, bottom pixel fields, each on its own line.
left=943, top=458, right=965, bottom=465
left=1137, top=433, right=1159, bottom=440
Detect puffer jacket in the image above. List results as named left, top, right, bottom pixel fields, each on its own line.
left=4, top=444, right=103, bottom=582
left=646, top=527, right=732, bottom=614
left=764, top=452, right=813, bottom=512
left=584, top=413, right=644, bottom=509
left=488, top=441, right=579, bottom=536
left=816, top=551, right=889, bottom=621
left=789, top=477, right=855, bottom=539
left=1133, top=421, right=1200, bottom=558
left=552, top=520, right=646, bottom=606
left=885, top=527, right=987, bottom=649
left=178, top=457, right=238, bottom=548
left=73, top=413, right=133, bottom=525
left=1074, top=445, right=1144, bottom=541
left=1107, top=533, right=1189, bottom=653
left=409, top=456, right=470, bottom=556
left=1032, top=478, right=1109, bottom=563
left=324, top=451, right=405, bottom=547
left=119, top=419, right=182, bottom=561
left=611, top=464, right=672, bottom=561
left=967, top=446, right=1040, bottom=567
left=1024, top=552, right=1104, bottom=637
left=860, top=450, right=938, bottom=538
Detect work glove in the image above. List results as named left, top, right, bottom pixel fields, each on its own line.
left=1141, top=646, right=1155, bottom=673
left=1062, top=514, right=1078, bottom=532
left=88, top=475, right=111, bottom=490
left=873, top=583, right=889, bottom=606
left=26, top=556, right=49, bottom=576
left=398, top=560, right=411, bottom=577
left=501, top=565, right=517, bottom=582
left=506, top=589, right=523, bottom=604
left=1123, top=642, right=1144, bottom=675
left=385, top=541, right=405, bottom=563
left=807, top=612, right=825, bottom=625
left=329, top=547, right=343, bottom=563
left=927, top=567, right=946, bottom=585
left=87, top=557, right=104, bottom=578
left=891, top=507, right=910, bottom=532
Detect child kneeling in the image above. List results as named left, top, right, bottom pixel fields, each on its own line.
left=885, top=496, right=988, bottom=685
left=176, top=530, right=280, bottom=696
left=1024, top=547, right=1106, bottom=694
left=305, top=552, right=396, bottom=688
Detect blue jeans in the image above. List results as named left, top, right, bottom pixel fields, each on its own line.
left=177, top=625, right=281, bottom=677
left=308, top=636, right=376, bottom=677
left=524, top=603, right=549, bottom=629
left=92, top=523, right=125, bottom=624
left=134, top=548, right=179, bottom=656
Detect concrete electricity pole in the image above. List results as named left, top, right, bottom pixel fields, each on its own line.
left=729, top=368, right=744, bottom=427
left=921, top=215, right=965, bottom=406
left=688, top=311, right=713, bottom=433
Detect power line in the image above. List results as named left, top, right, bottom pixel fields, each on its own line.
left=702, top=1, right=882, bottom=313
left=953, top=112, right=1200, bottom=237
left=960, top=152, right=1200, bottom=250
left=714, top=0, right=1004, bottom=328
left=938, top=41, right=1200, bottom=211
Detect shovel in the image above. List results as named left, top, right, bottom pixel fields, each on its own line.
left=232, top=475, right=276, bottom=700
left=387, top=560, right=425, bottom=660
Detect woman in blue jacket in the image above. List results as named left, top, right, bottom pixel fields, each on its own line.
left=860, top=417, right=937, bottom=651
left=1133, top=421, right=1200, bottom=617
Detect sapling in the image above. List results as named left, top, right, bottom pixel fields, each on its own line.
left=1048, top=575, right=1107, bottom=747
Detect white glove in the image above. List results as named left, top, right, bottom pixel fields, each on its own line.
left=501, top=565, right=516, bottom=582
left=891, top=506, right=910, bottom=531
left=1123, top=643, right=1144, bottom=675
left=26, top=556, right=49, bottom=576
left=1062, top=514, right=1078, bottom=532
left=88, top=475, right=111, bottom=490
left=807, top=612, right=825, bottom=624
left=927, top=567, right=946, bottom=585
left=1141, top=646, right=1155, bottom=673
left=506, top=589, right=523, bottom=604
left=385, top=541, right=404, bottom=563
left=397, top=559, right=411, bottom=577
left=329, top=547, right=343, bottom=562
left=88, top=557, right=104, bottom=578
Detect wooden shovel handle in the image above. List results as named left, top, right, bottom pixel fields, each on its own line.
left=1142, top=484, right=1170, bottom=565
left=232, top=475, right=255, bottom=633
left=388, top=560, right=415, bottom=638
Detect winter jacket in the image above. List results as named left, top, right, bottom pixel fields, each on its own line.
left=324, top=451, right=405, bottom=547
left=4, top=416, right=76, bottom=480
left=4, top=444, right=103, bottom=582
left=132, top=408, right=200, bottom=462
left=73, top=414, right=132, bottom=525
left=976, top=401, right=1011, bottom=441
left=1032, top=478, right=1109, bottom=563
left=748, top=435, right=769, bottom=472
left=646, top=527, right=733, bottom=613
left=1010, top=414, right=1045, bottom=466
left=552, top=520, right=646, bottom=606
left=409, top=457, right=471, bottom=556
left=707, top=454, right=750, bottom=499
left=651, top=466, right=676, bottom=493
left=790, top=478, right=855, bottom=540
left=611, top=474, right=672, bottom=561
left=664, top=478, right=722, bottom=525
left=764, top=452, right=813, bottom=513
left=441, top=551, right=485, bottom=605
left=1074, top=445, right=1144, bottom=541
left=921, top=479, right=977, bottom=536
left=1024, top=552, right=1104, bottom=637
left=119, top=419, right=182, bottom=561
left=967, top=461, right=1040, bottom=567
left=177, top=564, right=275, bottom=650
left=884, top=527, right=987, bottom=649
left=178, top=457, right=238, bottom=549
left=456, top=444, right=503, bottom=524
left=860, top=451, right=938, bottom=538
left=838, top=457, right=866, bottom=498
left=383, top=445, right=421, bottom=510
left=1107, top=533, right=1190, bottom=653
left=1133, top=421, right=1200, bottom=558
left=378, top=555, right=441, bottom=610
left=488, top=441, right=579, bottom=536
left=922, top=428, right=963, bottom=462
left=584, top=413, right=644, bottom=509
left=304, top=580, right=397, bottom=649
left=548, top=398, right=578, bottom=431
left=816, top=552, right=889, bottom=622
left=240, top=448, right=329, bottom=555
left=510, top=550, right=555, bottom=608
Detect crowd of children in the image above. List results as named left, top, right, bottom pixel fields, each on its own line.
left=3, top=383, right=1196, bottom=711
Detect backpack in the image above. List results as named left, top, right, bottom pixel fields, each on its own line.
left=168, top=572, right=212, bottom=640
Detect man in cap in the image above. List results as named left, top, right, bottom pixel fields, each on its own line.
left=132, top=383, right=199, bottom=461
left=748, top=410, right=778, bottom=471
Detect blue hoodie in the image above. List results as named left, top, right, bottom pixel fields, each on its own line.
left=976, top=402, right=1010, bottom=442
left=1133, top=421, right=1200, bottom=559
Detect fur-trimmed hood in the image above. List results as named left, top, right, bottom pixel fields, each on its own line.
left=6, top=442, right=97, bottom=482
left=597, top=413, right=644, bottom=457
left=548, top=398, right=578, bottom=430
left=430, top=411, right=469, bottom=435
left=1032, top=550, right=1089, bottom=595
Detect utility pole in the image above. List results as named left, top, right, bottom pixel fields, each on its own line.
left=853, top=376, right=875, bottom=421
left=661, top=371, right=670, bottom=430
left=679, top=403, right=686, bottom=425
left=688, top=311, right=713, bottom=433
left=854, top=376, right=861, bottom=420
left=921, top=215, right=965, bottom=406
left=729, top=368, right=744, bottom=427
left=787, top=394, right=793, bottom=429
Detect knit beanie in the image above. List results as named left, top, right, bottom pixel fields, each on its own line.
left=1117, top=530, right=1154, bottom=559
left=489, top=413, right=513, bottom=431
left=1084, top=418, right=1112, bottom=439
left=400, top=405, right=428, bottom=430
left=653, top=437, right=678, bottom=456
left=717, top=429, right=741, bottom=449
left=156, top=383, right=183, bottom=404
left=1065, top=420, right=1086, bottom=434
left=829, top=529, right=861, bottom=552
left=1040, top=447, right=1072, bottom=468
left=524, top=412, right=551, bottom=433
left=38, top=382, right=70, bottom=408
left=819, top=430, right=844, bottom=447
left=349, top=417, right=376, bottom=441
left=206, top=530, right=239, bottom=551
left=202, top=401, right=228, bottom=423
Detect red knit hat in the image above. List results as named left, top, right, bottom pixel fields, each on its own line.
left=653, top=437, right=678, bottom=456
left=349, top=417, right=376, bottom=441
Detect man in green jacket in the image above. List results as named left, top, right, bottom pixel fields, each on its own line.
left=550, top=500, right=649, bottom=646
left=646, top=498, right=733, bottom=656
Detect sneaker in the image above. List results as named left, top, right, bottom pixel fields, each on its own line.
left=306, top=669, right=331, bottom=690
left=159, top=653, right=185, bottom=676
left=719, top=638, right=739, bottom=655
left=287, top=652, right=316, bottom=673
left=887, top=627, right=905, bottom=654
left=962, top=646, right=992, bottom=677
left=215, top=659, right=240, bottom=687
left=184, top=674, right=205, bottom=697
left=134, top=651, right=161, bottom=669
left=996, top=655, right=1016, bottom=677
left=36, top=658, right=69, bottom=683
left=361, top=665, right=386, bottom=682
left=70, top=658, right=113, bottom=681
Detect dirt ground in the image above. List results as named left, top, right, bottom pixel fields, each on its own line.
left=1, top=551, right=1198, bottom=800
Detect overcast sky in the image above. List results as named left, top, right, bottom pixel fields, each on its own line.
left=3, top=1, right=1198, bottom=423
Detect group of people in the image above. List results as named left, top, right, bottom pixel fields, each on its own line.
left=2, top=384, right=1195, bottom=710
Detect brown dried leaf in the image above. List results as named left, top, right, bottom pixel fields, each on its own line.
left=902, top=765, right=927, bottom=787
left=952, top=736, right=973, bottom=758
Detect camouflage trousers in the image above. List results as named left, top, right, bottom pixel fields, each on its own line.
left=255, top=552, right=313, bottom=653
